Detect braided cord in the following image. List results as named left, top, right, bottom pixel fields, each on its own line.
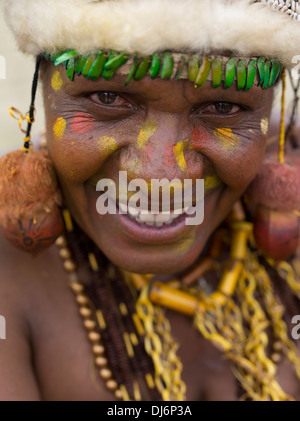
left=279, top=68, right=286, bottom=163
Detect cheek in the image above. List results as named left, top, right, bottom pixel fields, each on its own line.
left=213, top=128, right=240, bottom=151
left=191, top=124, right=267, bottom=190
left=53, top=117, right=67, bottom=139
left=70, top=112, right=96, bottom=134
left=46, top=111, right=120, bottom=183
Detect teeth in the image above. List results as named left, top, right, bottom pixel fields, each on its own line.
left=139, top=211, right=155, bottom=223
left=119, top=202, right=128, bottom=213
left=155, top=212, right=173, bottom=224
left=120, top=203, right=190, bottom=227
left=127, top=205, right=139, bottom=216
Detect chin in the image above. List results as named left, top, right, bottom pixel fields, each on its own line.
left=92, top=233, right=206, bottom=275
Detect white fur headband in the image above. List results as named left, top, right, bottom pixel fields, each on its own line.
left=3, top=0, right=300, bottom=69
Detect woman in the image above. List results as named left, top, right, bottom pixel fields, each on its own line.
left=0, top=0, right=299, bottom=401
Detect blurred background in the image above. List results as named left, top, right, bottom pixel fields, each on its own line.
left=0, top=9, right=45, bottom=155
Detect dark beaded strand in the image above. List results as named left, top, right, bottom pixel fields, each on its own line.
left=59, top=216, right=161, bottom=401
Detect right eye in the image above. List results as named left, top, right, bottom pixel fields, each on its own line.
left=90, top=91, right=121, bottom=105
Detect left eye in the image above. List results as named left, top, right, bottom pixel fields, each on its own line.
left=194, top=101, right=242, bottom=116
left=92, top=91, right=119, bottom=105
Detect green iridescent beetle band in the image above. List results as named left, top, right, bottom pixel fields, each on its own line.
left=45, top=50, right=283, bottom=90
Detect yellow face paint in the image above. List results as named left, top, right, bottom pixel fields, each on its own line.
left=204, top=175, right=221, bottom=194
left=51, top=71, right=63, bottom=92
left=260, top=117, right=269, bottom=136
left=173, top=232, right=195, bottom=255
left=173, top=139, right=188, bottom=172
left=125, top=158, right=142, bottom=178
left=97, top=136, right=118, bottom=158
left=53, top=117, right=66, bottom=139
left=214, top=128, right=239, bottom=149
left=137, top=120, right=158, bottom=150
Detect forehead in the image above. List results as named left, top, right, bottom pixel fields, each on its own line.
left=44, top=60, right=274, bottom=110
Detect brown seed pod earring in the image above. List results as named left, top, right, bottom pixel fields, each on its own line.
left=0, top=56, right=64, bottom=255
left=245, top=68, right=300, bottom=261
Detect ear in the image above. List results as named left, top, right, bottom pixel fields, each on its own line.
left=0, top=148, right=64, bottom=255
left=244, top=153, right=300, bottom=261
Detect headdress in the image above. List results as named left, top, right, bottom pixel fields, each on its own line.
left=3, top=0, right=300, bottom=67
left=1, top=0, right=300, bottom=402
left=2, top=0, right=299, bottom=91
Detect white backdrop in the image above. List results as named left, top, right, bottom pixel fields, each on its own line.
left=0, top=9, right=45, bottom=156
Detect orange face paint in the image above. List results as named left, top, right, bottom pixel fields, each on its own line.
left=214, top=128, right=239, bottom=150
left=71, top=113, right=95, bottom=134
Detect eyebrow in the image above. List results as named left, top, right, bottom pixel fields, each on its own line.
left=58, top=67, right=150, bottom=95
left=54, top=63, right=271, bottom=108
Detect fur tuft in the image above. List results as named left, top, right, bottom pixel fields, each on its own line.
left=2, top=0, right=300, bottom=68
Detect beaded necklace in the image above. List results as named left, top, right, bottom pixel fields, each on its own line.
left=56, top=203, right=300, bottom=401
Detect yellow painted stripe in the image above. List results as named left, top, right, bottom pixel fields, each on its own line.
left=137, top=120, right=158, bottom=150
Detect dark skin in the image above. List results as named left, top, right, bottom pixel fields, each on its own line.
left=0, top=62, right=299, bottom=400
left=44, top=63, right=273, bottom=274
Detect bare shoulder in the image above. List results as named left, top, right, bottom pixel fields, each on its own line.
left=0, top=230, right=66, bottom=309
left=0, top=231, right=66, bottom=400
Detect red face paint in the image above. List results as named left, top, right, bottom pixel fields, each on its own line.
left=143, top=144, right=155, bottom=161
left=70, top=113, right=95, bottom=134
left=190, top=125, right=210, bottom=150
left=164, top=144, right=174, bottom=168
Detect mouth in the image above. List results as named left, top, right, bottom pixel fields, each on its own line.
left=118, top=202, right=193, bottom=227
left=106, top=199, right=201, bottom=245
left=88, top=178, right=219, bottom=247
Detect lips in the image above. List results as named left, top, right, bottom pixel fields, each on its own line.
left=88, top=177, right=220, bottom=247
left=97, top=197, right=198, bottom=245
left=116, top=209, right=192, bottom=244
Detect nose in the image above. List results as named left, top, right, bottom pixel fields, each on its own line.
left=119, top=113, right=205, bottom=183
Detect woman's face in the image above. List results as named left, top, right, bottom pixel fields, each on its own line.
left=43, top=61, right=273, bottom=274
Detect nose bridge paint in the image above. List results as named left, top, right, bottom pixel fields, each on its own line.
left=173, top=139, right=189, bottom=172
left=137, top=120, right=158, bottom=150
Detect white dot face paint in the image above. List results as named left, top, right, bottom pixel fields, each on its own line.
left=260, top=117, right=269, bottom=136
